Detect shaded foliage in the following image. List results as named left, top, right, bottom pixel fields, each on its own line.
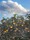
left=0, top=14, right=30, bottom=40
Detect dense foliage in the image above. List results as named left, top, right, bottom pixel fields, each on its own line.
left=0, top=14, right=30, bottom=40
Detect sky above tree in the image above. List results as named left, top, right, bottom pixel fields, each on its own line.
left=0, top=0, right=30, bottom=20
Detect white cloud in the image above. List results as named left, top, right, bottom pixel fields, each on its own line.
left=14, top=2, right=28, bottom=12
left=0, top=0, right=30, bottom=20
left=8, top=1, right=14, bottom=3
left=3, top=14, right=7, bottom=16
left=8, top=0, right=12, bottom=1
left=0, top=0, right=29, bottom=16
left=2, top=1, right=6, bottom=4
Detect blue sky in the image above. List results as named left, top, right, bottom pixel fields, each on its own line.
left=0, top=0, right=30, bottom=20
left=12, top=0, right=30, bottom=9
left=14, top=0, right=30, bottom=9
